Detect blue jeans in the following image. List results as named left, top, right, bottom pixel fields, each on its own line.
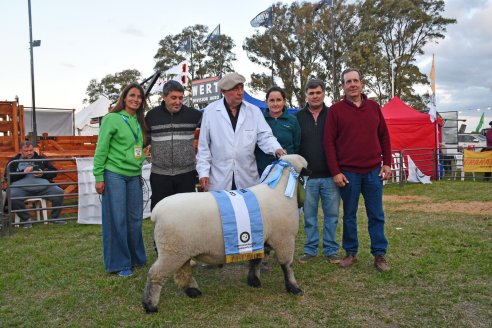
left=102, top=170, right=147, bottom=272
left=303, top=177, right=340, bottom=256
left=339, top=168, right=388, bottom=256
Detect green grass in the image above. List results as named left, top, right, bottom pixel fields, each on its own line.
left=0, top=180, right=491, bottom=327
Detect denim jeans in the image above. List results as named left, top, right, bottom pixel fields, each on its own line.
left=10, top=182, right=64, bottom=221
left=102, top=170, right=147, bottom=272
left=339, top=168, right=388, bottom=256
left=303, top=177, right=340, bottom=256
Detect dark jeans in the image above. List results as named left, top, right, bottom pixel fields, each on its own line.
left=149, top=170, right=198, bottom=210
left=339, top=168, right=388, bottom=256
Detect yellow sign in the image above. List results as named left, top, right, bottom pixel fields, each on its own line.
left=464, top=150, right=492, bottom=172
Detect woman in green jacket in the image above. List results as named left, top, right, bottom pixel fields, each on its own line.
left=255, top=86, right=301, bottom=175
left=93, top=83, right=148, bottom=277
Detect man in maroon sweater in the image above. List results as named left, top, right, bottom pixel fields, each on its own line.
left=323, top=68, right=392, bottom=272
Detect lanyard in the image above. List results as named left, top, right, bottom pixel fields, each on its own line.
left=119, top=114, right=140, bottom=144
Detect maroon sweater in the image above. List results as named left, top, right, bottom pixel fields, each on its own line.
left=324, top=95, right=391, bottom=175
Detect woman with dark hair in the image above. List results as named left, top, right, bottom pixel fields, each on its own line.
left=255, top=86, right=301, bottom=271
left=255, top=86, right=301, bottom=175
left=93, top=82, right=149, bottom=277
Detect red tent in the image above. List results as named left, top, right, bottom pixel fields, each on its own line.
left=381, top=97, right=442, bottom=178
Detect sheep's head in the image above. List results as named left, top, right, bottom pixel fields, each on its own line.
left=279, top=154, right=309, bottom=175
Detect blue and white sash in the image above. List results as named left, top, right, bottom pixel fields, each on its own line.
left=212, top=189, right=264, bottom=263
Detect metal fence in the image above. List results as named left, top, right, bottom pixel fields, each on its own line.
left=1, top=158, right=79, bottom=236
left=385, top=147, right=485, bottom=186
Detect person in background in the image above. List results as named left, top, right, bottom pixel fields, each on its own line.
left=196, top=72, right=285, bottom=192
left=324, top=68, right=392, bottom=272
left=296, top=78, right=341, bottom=265
left=3, top=141, right=65, bottom=228
left=145, top=80, right=202, bottom=210
left=483, top=121, right=492, bottom=181
left=93, top=82, right=148, bottom=278
left=255, top=86, right=301, bottom=176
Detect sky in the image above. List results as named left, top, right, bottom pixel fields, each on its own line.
left=1, top=0, right=491, bottom=132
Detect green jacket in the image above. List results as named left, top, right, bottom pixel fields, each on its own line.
left=93, top=111, right=145, bottom=182
left=255, top=109, right=301, bottom=175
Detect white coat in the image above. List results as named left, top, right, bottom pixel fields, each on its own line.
left=196, top=99, right=281, bottom=191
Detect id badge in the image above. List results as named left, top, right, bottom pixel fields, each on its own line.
left=134, top=146, right=142, bottom=159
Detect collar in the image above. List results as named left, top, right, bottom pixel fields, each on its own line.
left=119, top=110, right=136, bottom=119
left=264, top=108, right=287, bottom=119
left=161, top=101, right=183, bottom=115
left=343, top=94, right=368, bottom=108
left=223, top=98, right=242, bottom=114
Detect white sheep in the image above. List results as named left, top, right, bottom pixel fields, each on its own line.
left=142, top=154, right=308, bottom=313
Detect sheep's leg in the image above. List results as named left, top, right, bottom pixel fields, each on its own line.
left=273, top=239, right=304, bottom=296
left=142, top=256, right=185, bottom=313
left=247, top=258, right=262, bottom=288
left=280, top=262, right=303, bottom=295
left=174, top=259, right=202, bottom=298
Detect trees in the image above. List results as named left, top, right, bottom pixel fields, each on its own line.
left=83, top=69, right=141, bottom=104
left=244, top=2, right=323, bottom=107
left=84, top=24, right=236, bottom=105
left=243, top=0, right=456, bottom=110
left=348, top=0, right=456, bottom=109
left=153, top=24, right=236, bottom=80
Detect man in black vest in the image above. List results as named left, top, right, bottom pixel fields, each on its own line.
left=296, top=79, right=341, bottom=264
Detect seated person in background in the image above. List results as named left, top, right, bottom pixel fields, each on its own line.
left=3, top=141, right=65, bottom=227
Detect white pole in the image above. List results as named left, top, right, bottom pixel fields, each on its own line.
left=391, top=59, right=395, bottom=99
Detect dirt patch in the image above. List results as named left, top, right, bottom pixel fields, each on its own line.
left=384, top=195, right=430, bottom=202
left=384, top=195, right=492, bottom=215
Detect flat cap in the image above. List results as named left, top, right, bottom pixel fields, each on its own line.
left=218, top=72, right=246, bottom=91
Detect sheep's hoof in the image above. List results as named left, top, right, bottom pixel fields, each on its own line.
left=142, top=301, right=158, bottom=313
left=247, top=276, right=261, bottom=288
left=287, top=286, right=304, bottom=296
left=185, top=287, right=202, bottom=298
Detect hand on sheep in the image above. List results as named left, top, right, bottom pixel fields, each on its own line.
left=95, top=181, right=105, bottom=194
left=199, top=177, right=209, bottom=192
left=275, top=148, right=287, bottom=158
left=333, top=173, right=349, bottom=188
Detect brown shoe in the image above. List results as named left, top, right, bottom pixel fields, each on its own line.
left=339, top=255, right=357, bottom=268
left=374, top=255, right=390, bottom=272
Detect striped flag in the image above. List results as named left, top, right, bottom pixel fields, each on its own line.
left=314, top=0, right=333, bottom=12
left=205, top=24, right=220, bottom=44
left=175, top=36, right=192, bottom=52
left=429, top=54, right=437, bottom=122
left=250, top=7, right=273, bottom=28
left=474, top=112, right=485, bottom=133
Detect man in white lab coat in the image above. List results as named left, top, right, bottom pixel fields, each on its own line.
left=196, top=72, right=285, bottom=191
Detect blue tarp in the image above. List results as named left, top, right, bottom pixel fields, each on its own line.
left=199, top=91, right=300, bottom=115
left=244, top=91, right=300, bottom=115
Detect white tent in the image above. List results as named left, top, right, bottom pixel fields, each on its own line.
left=74, top=97, right=111, bottom=136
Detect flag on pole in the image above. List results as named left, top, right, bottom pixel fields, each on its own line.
left=474, top=112, right=485, bottom=133
left=205, top=24, right=220, bottom=44
left=175, top=36, right=192, bottom=52
left=429, top=54, right=437, bottom=122
left=314, top=0, right=333, bottom=12
left=250, top=7, right=273, bottom=28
